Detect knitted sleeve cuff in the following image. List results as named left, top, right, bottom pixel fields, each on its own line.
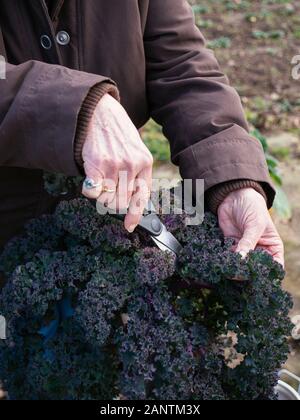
left=206, top=179, right=268, bottom=214
left=74, top=82, right=120, bottom=168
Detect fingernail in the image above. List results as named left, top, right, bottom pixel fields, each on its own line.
left=127, top=225, right=136, bottom=233
left=239, top=251, right=247, bottom=260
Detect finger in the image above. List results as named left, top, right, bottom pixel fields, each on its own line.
left=257, top=243, right=285, bottom=268
left=125, top=184, right=149, bottom=232
left=272, top=242, right=285, bottom=268
left=97, top=174, right=119, bottom=206
left=257, top=222, right=285, bottom=267
left=82, top=163, right=104, bottom=199
left=125, top=167, right=152, bottom=232
left=273, top=254, right=285, bottom=268
left=115, top=170, right=135, bottom=214
left=236, top=224, right=265, bottom=258
left=218, top=204, right=241, bottom=241
left=108, top=175, right=135, bottom=217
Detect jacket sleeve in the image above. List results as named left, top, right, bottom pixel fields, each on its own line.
left=0, top=60, right=118, bottom=175
left=144, top=0, right=275, bottom=207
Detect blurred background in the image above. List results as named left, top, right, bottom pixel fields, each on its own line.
left=144, top=0, right=300, bottom=378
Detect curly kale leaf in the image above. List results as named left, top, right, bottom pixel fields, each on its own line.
left=0, top=197, right=293, bottom=401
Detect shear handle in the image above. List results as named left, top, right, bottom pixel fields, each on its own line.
left=92, top=199, right=163, bottom=237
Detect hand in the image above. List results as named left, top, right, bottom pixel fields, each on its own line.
left=218, top=188, right=284, bottom=267
left=81, top=94, right=153, bottom=232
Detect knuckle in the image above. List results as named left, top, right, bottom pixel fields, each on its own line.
left=102, top=157, right=117, bottom=169
left=137, top=155, right=153, bottom=171
left=128, top=162, right=140, bottom=176
left=144, top=152, right=154, bottom=167
left=99, top=193, right=114, bottom=205
left=126, top=159, right=136, bottom=172
left=239, top=238, right=255, bottom=249
left=119, top=158, right=137, bottom=172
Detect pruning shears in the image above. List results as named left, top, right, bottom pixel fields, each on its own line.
left=95, top=200, right=182, bottom=257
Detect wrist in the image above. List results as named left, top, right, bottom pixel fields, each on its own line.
left=74, top=83, right=120, bottom=168
left=206, top=180, right=268, bottom=214
left=225, top=187, right=267, bottom=203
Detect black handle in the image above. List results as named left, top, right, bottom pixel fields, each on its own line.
left=137, top=213, right=163, bottom=236
left=91, top=199, right=163, bottom=237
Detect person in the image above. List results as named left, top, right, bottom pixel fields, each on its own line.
left=0, top=0, right=284, bottom=266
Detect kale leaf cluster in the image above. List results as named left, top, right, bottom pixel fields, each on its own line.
left=0, top=197, right=292, bottom=400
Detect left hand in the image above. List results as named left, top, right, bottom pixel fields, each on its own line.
left=218, top=188, right=284, bottom=267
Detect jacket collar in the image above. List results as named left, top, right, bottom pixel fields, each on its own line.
left=36, top=0, right=65, bottom=21
left=47, top=0, right=65, bottom=21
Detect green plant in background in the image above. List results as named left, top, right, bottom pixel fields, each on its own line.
left=143, top=120, right=170, bottom=164
left=191, top=4, right=209, bottom=15
left=251, top=129, right=292, bottom=221
left=252, top=30, right=285, bottom=40
left=207, top=37, right=232, bottom=50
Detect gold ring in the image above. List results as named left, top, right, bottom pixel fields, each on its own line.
left=102, top=186, right=116, bottom=194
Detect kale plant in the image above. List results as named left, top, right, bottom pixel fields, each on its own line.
left=0, top=196, right=292, bottom=400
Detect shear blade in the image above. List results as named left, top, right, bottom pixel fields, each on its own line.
left=151, top=226, right=182, bottom=256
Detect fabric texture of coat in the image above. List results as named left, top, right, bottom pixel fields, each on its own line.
left=0, top=0, right=274, bottom=249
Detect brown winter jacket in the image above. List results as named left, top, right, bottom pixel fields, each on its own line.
left=0, top=0, right=274, bottom=250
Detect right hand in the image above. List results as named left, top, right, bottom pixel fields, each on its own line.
left=81, top=93, right=153, bottom=233
left=218, top=188, right=284, bottom=267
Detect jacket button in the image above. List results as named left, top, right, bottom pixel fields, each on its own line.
left=56, top=31, right=70, bottom=46
left=40, top=35, right=52, bottom=50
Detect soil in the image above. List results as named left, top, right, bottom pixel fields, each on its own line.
left=190, top=0, right=300, bottom=131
